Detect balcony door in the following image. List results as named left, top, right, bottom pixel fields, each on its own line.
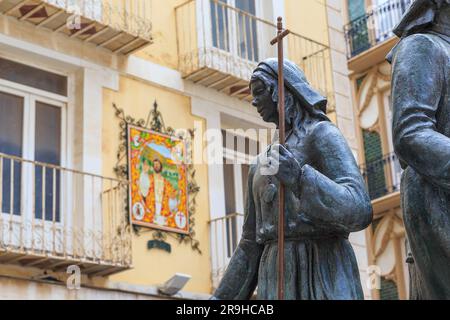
left=210, top=0, right=260, bottom=62
left=221, top=129, right=261, bottom=257
left=0, top=80, right=67, bottom=251
left=222, top=160, right=250, bottom=257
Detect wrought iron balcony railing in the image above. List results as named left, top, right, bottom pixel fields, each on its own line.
left=0, top=152, right=132, bottom=276
left=0, top=0, right=153, bottom=55
left=344, top=0, right=413, bottom=58
left=209, top=212, right=243, bottom=289
left=360, top=152, right=402, bottom=201
left=176, top=0, right=334, bottom=106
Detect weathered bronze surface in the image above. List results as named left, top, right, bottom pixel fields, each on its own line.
left=212, top=59, right=373, bottom=300
left=387, top=0, right=450, bottom=300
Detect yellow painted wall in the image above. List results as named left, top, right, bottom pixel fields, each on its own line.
left=102, top=76, right=211, bottom=294
left=134, top=0, right=187, bottom=70
left=284, top=0, right=335, bottom=125
left=284, top=0, right=329, bottom=45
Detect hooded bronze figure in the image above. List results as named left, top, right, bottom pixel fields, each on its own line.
left=388, top=0, right=450, bottom=299
left=212, top=59, right=372, bottom=300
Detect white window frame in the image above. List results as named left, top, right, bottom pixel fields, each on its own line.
left=221, top=129, right=261, bottom=258
left=0, top=76, right=69, bottom=252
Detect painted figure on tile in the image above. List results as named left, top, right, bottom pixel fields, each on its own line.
left=150, top=158, right=172, bottom=226
left=129, top=126, right=189, bottom=234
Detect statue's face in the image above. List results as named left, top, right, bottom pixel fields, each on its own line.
left=250, top=79, right=278, bottom=124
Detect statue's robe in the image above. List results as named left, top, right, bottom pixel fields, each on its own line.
left=389, top=31, right=450, bottom=299
left=214, top=120, right=372, bottom=300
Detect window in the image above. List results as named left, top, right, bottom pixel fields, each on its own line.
left=211, top=0, right=229, bottom=51
left=347, top=0, right=370, bottom=56
left=362, top=130, right=386, bottom=199
left=0, top=58, right=67, bottom=96
left=222, top=160, right=237, bottom=257
left=210, top=0, right=259, bottom=62
left=221, top=129, right=260, bottom=256
left=241, top=163, right=250, bottom=200
left=235, top=0, right=258, bottom=61
left=347, top=0, right=366, bottom=21
left=34, top=102, right=62, bottom=222
left=0, top=59, right=67, bottom=225
left=0, top=92, right=24, bottom=215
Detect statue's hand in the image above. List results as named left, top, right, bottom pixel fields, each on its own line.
left=265, top=144, right=302, bottom=195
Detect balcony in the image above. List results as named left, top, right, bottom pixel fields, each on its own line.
left=209, top=213, right=243, bottom=289
left=360, top=152, right=402, bottom=215
left=175, top=0, right=334, bottom=105
left=344, top=0, right=412, bottom=72
left=0, top=0, right=153, bottom=55
left=0, top=153, right=132, bottom=277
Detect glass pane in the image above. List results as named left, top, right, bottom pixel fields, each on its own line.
left=0, top=91, right=23, bottom=215
left=0, top=92, right=23, bottom=157
left=362, top=130, right=387, bottom=200
left=347, top=0, right=370, bottom=56
left=347, top=0, right=366, bottom=21
left=223, top=160, right=238, bottom=257
left=223, top=161, right=235, bottom=214
left=0, top=58, right=67, bottom=96
left=241, top=163, right=250, bottom=202
left=211, top=0, right=229, bottom=51
left=222, top=129, right=259, bottom=156
left=35, top=165, right=60, bottom=222
left=240, top=162, right=250, bottom=256
left=34, top=102, right=61, bottom=222
left=236, top=0, right=258, bottom=61
left=35, top=102, right=61, bottom=165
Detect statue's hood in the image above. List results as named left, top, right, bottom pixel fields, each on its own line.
left=253, top=58, right=327, bottom=114
left=392, top=0, right=437, bottom=38
left=387, top=0, right=449, bottom=63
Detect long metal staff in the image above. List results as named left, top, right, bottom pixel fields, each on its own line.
left=270, top=17, right=290, bottom=300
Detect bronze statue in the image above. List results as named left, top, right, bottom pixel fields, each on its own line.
left=387, top=0, right=450, bottom=300
left=212, top=59, right=373, bottom=300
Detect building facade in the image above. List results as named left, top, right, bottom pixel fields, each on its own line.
left=0, top=0, right=377, bottom=300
